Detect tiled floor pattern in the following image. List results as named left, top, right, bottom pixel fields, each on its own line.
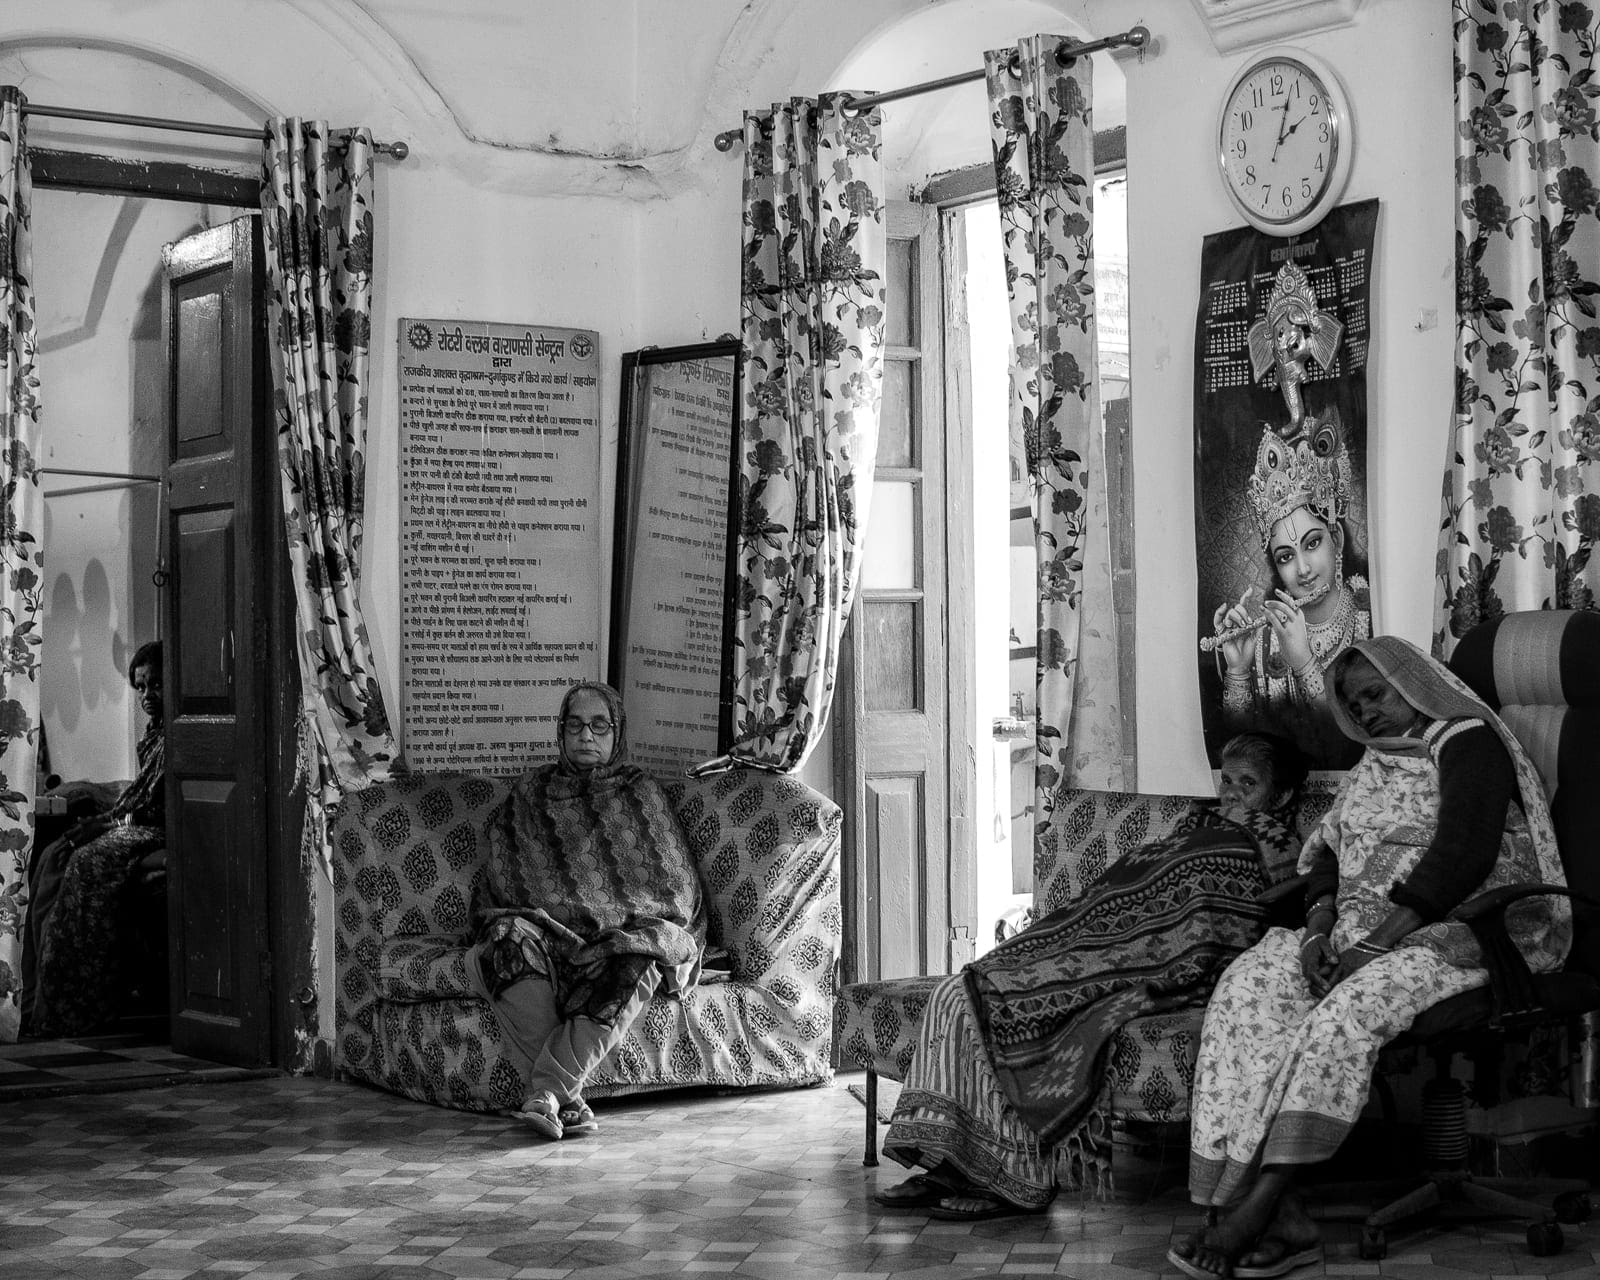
left=0, top=1023, right=273, bottom=1102
left=1, top=1071, right=1596, bottom=1279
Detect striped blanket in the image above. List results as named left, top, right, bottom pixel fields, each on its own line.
left=965, top=813, right=1279, bottom=1146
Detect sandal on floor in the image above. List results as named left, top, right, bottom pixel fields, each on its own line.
left=557, top=1100, right=598, bottom=1137
left=1233, top=1239, right=1322, bottom=1279
left=512, top=1091, right=563, bottom=1140
left=927, top=1192, right=1036, bottom=1222
left=873, top=1173, right=952, bottom=1208
left=1166, top=1240, right=1232, bottom=1280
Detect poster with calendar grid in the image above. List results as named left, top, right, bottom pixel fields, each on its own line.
left=1192, top=199, right=1379, bottom=773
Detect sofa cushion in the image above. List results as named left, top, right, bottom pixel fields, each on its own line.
left=379, top=935, right=478, bottom=1002
left=834, top=974, right=945, bottom=1080
left=1106, top=1008, right=1204, bottom=1124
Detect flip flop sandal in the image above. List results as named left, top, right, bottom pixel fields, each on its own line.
left=927, top=1193, right=1036, bottom=1222
left=557, top=1101, right=598, bottom=1137
left=873, top=1173, right=952, bottom=1207
left=512, top=1092, right=563, bottom=1140
left=1166, top=1242, right=1233, bottom=1280
left=1234, top=1240, right=1322, bottom=1279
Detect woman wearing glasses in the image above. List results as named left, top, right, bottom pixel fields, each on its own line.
left=469, top=681, right=706, bottom=1139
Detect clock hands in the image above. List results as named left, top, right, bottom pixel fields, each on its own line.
left=1270, top=92, right=1294, bottom=162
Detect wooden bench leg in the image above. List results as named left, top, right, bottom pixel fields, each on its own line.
left=864, top=1068, right=878, bottom=1167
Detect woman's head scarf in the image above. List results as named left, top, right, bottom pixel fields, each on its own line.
left=1327, top=636, right=1570, bottom=970
left=555, top=681, right=628, bottom=776
left=1328, top=636, right=1492, bottom=755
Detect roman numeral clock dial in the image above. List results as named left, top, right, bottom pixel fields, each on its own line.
left=1219, top=48, right=1353, bottom=237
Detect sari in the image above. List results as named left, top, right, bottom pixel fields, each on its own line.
left=883, top=800, right=1300, bottom=1206
left=1188, top=637, right=1568, bottom=1204
left=27, top=720, right=166, bottom=1037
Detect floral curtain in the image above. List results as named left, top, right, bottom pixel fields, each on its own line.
left=1437, top=0, right=1600, bottom=654
left=718, top=94, right=887, bottom=771
left=986, top=37, right=1123, bottom=868
left=262, top=119, right=401, bottom=878
left=0, top=87, right=41, bottom=1043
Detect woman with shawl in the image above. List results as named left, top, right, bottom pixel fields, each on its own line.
left=25, top=641, right=167, bottom=1037
left=875, top=732, right=1309, bottom=1221
left=1169, top=637, right=1570, bottom=1280
left=470, top=681, right=705, bottom=1140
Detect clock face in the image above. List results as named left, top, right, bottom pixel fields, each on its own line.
left=1219, top=55, right=1345, bottom=233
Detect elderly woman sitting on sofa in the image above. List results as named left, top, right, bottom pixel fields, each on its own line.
left=875, top=731, right=1310, bottom=1221
left=469, top=680, right=706, bottom=1140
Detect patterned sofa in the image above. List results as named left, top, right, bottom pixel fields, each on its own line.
left=835, top=786, right=1334, bottom=1165
left=332, top=767, right=842, bottom=1113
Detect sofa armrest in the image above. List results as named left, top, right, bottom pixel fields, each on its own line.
left=668, top=769, right=843, bottom=998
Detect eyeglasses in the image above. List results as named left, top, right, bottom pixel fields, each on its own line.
left=562, top=715, right=615, bottom=737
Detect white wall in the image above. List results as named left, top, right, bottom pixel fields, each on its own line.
left=32, top=191, right=213, bottom=785
left=4, top=0, right=1458, bottom=1029
left=1119, top=0, right=1454, bottom=792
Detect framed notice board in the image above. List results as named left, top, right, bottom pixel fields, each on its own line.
left=608, top=341, right=742, bottom=775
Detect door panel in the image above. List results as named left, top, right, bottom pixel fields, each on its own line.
left=837, top=202, right=971, bottom=985
left=161, top=218, right=272, bottom=1066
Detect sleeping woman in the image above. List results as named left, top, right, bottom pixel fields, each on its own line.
left=875, top=731, right=1309, bottom=1220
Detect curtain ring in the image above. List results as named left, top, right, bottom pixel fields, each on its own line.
left=1008, top=51, right=1024, bottom=79
left=1054, top=41, right=1081, bottom=68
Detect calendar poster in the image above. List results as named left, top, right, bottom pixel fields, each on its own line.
left=1193, top=199, right=1378, bottom=771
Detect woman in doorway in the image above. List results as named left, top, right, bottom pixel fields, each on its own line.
left=470, top=681, right=706, bottom=1139
left=875, top=732, right=1309, bottom=1220
left=25, top=641, right=166, bottom=1038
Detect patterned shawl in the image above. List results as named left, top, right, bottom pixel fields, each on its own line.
left=1316, top=636, right=1570, bottom=973
left=965, top=802, right=1297, bottom=1151
left=472, top=683, right=706, bottom=1024
left=108, top=719, right=165, bottom=827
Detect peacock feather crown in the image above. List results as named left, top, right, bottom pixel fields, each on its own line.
left=1246, top=418, right=1352, bottom=547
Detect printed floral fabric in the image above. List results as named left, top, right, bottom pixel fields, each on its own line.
left=1188, top=928, right=1485, bottom=1205
left=1437, top=1, right=1600, bottom=652
left=1301, top=731, right=1541, bottom=969
left=985, top=37, right=1124, bottom=851
left=721, top=95, right=886, bottom=772
left=0, top=87, right=41, bottom=1044
left=262, top=119, right=402, bottom=879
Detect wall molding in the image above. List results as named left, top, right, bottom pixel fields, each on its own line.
left=1188, top=0, right=1366, bottom=54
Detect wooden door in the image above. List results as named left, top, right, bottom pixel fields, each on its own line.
left=160, top=218, right=273, bottom=1065
left=835, top=202, right=975, bottom=984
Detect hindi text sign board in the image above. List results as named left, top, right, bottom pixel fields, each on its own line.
left=609, top=342, right=741, bottom=775
left=399, top=318, right=602, bottom=774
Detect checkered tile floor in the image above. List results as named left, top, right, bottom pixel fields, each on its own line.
left=0, top=1071, right=1595, bottom=1278
left=0, top=1022, right=273, bottom=1102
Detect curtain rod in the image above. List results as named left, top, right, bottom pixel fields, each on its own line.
left=41, top=467, right=161, bottom=483
left=713, top=25, right=1149, bottom=153
left=22, top=103, right=410, bottom=160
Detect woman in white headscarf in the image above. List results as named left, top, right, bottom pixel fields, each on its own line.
left=1169, top=636, right=1569, bottom=1280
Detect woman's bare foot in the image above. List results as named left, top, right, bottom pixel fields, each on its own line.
left=1168, top=1216, right=1256, bottom=1279
left=1235, top=1191, right=1321, bottom=1276
left=1168, top=1179, right=1291, bottom=1280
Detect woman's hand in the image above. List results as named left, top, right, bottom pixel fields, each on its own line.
left=1330, top=945, right=1385, bottom=987
left=1214, top=591, right=1259, bottom=675
left=1299, top=929, right=1338, bottom=997
left=1265, top=589, right=1314, bottom=675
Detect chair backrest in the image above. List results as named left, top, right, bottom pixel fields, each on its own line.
left=1449, top=609, right=1600, bottom=979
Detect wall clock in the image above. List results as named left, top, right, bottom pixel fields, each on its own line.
left=1218, top=46, right=1353, bottom=237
